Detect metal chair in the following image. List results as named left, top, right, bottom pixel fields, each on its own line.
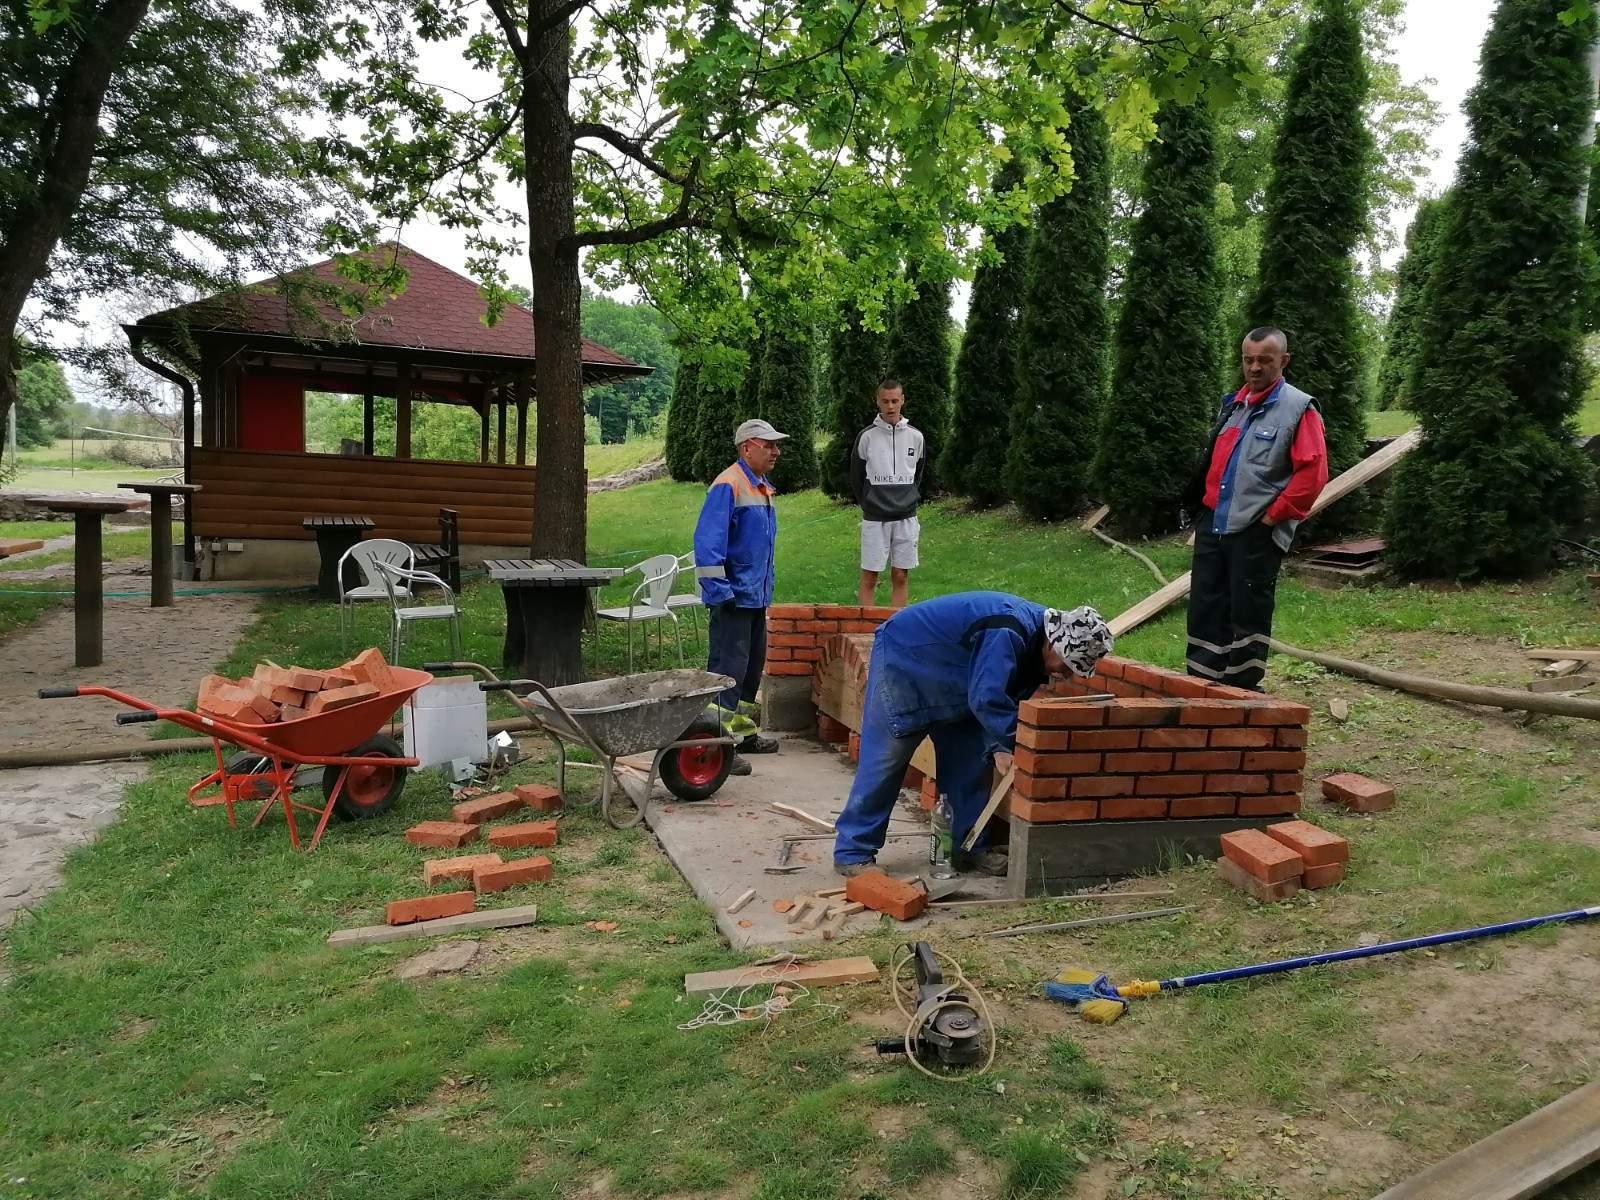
left=594, top=552, right=682, bottom=671
left=337, top=539, right=415, bottom=647
left=374, top=560, right=462, bottom=663
left=663, top=552, right=706, bottom=636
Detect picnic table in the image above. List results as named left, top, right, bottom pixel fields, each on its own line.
left=119, top=482, right=199, bottom=607
left=302, top=515, right=375, bottom=600
left=22, top=493, right=135, bottom=668
left=484, top=558, right=625, bottom=686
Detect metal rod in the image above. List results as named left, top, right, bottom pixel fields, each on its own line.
left=968, top=905, right=1194, bottom=940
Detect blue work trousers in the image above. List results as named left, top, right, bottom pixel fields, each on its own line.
left=833, top=664, right=994, bottom=865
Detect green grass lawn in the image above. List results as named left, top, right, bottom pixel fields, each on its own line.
left=4, top=483, right=1600, bottom=1199
left=584, top=436, right=664, bottom=478
left=0, top=526, right=152, bottom=638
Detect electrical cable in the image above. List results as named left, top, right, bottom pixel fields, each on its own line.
left=887, top=943, right=996, bottom=1081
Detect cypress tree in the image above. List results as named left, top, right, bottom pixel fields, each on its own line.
left=1248, top=0, right=1373, bottom=491
left=945, top=159, right=1027, bottom=505
left=1384, top=0, right=1597, bottom=578
left=1092, top=98, right=1220, bottom=535
left=1584, top=139, right=1600, bottom=332
left=1007, top=93, right=1112, bottom=520
left=821, top=304, right=889, bottom=499
left=1376, top=195, right=1447, bottom=410
left=663, top=355, right=702, bottom=481
left=693, top=352, right=746, bottom=483
left=757, top=325, right=820, bottom=491
left=885, top=261, right=953, bottom=492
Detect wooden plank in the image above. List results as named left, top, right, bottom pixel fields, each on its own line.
left=1081, top=504, right=1110, bottom=532
left=725, top=888, right=757, bottom=914
left=327, top=903, right=539, bottom=947
left=0, top=539, right=45, bottom=558
left=1526, top=649, right=1600, bottom=663
left=1107, top=427, right=1422, bottom=638
left=1540, top=659, right=1584, bottom=678
left=1372, top=1080, right=1600, bottom=1200
left=769, top=802, right=835, bottom=832
left=192, top=447, right=538, bottom=482
left=1527, top=676, right=1594, bottom=694
left=683, top=955, right=880, bottom=996
left=961, top=766, right=1016, bottom=852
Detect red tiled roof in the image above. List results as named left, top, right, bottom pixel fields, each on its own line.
left=133, top=244, right=644, bottom=371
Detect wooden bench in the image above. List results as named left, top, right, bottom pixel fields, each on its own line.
left=410, top=508, right=461, bottom=593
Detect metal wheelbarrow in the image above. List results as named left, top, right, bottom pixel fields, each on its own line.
left=424, top=662, right=737, bottom=829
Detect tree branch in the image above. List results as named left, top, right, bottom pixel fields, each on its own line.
left=483, top=0, right=527, bottom=62
left=572, top=121, right=686, bottom=185
left=529, top=0, right=591, bottom=36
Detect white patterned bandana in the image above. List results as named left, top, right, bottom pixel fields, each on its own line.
left=1044, top=605, right=1113, bottom=677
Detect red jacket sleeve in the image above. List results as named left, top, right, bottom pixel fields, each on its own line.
left=1265, top=406, right=1328, bottom=524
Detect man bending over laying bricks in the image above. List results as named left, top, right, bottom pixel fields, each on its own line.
left=833, top=592, right=1113, bottom=877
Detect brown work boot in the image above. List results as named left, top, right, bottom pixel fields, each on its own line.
left=834, top=859, right=878, bottom=877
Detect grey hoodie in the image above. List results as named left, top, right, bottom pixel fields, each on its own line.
left=851, top=415, right=925, bottom=522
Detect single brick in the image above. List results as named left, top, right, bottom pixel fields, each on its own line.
left=847, top=732, right=861, bottom=764
left=386, top=890, right=475, bottom=925
left=1205, top=773, right=1271, bottom=794
left=1239, top=793, right=1302, bottom=816
left=488, top=820, right=560, bottom=849
left=1103, top=751, right=1173, bottom=773
left=1120, top=664, right=1164, bottom=691
left=1243, top=750, right=1308, bottom=771
left=252, top=663, right=292, bottom=688
left=1271, top=772, right=1305, bottom=794
left=1020, top=698, right=1107, bottom=728
left=405, top=821, right=481, bottom=849
left=266, top=684, right=311, bottom=708
left=1107, top=698, right=1182, bottom=727
left=1152, top=674, right=1212, bottom=699
left=1217, top=855, right=1300, bottom=903
left=278, top=704, right=309, bottom=723
left=1005, top=797, right=1099, bottom=823
left=199, top=694, right=257, bottom=724
left=474, top=856, right=554, bottom=893
left=1100, top=797, right=1170, bottom=820
left=767, top=618, right=800, bottom=633
left=1175, top=750, right=1241, bottom=771
left=816, top=714, right=851, bottom=743
left=818, top=605, right=863, bottom=618
left=1069, top=775, right=1136, bottom=798
left=306, top=682, right=380, bottom=715
left=1094, top=658, right=1126, bottom=679
left=1302, top=862, right=1346, bottom=889
left=1179, top=700, right=1248, bottom=727
left=1276, top=727, right=1309, bottom=749
left=1265, top=820, right=1349, bottom=867
left=1322, top=773, right=1395, bottom=812
left=1205, top=683, right=1264, bottom=701
left=1016, top=773, right=1070, bottom=800
left=1019, top=728, right=1073, bottom=751
left=1135, top=774, right=1207, bottom=797
left=766, top=647, right=794, bottom=661
left=1015, top=748, right=1101, bottom=776
left=513, top=783, right=564, bottom=812
left=345, top=647, right=395, bottom=691
left=770, top=632, right=813, bottom=648
left=859, top=606, right=898, bottom=620
left=1170, top=796, right=1237, bottom=818
left=1142, top=728, right=1210, bottom=749
left=452, top=791, right=527, bottom=824
left=1209, top=728, right=1276, bottom=748
left=423, top=852, right=504, bottom=886
left=766, top=662, right=814, bottom=677
left=768, top=603, right=816, bottom=620
left=1220, top=828, right=1303, bottom=883
left=844, top=869, right=927, bottom=921
left=229, top=681, right=280, bottom=721
left=286, top=666, right=331, bottom=691
left=796, top=619, right=841, bottom=634
left=1248, top=702, right=1312, bottom=726
left=1068, top=729, right=1142, bottom=751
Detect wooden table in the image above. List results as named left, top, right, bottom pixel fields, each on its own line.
left=485, top=558, right=625, bottom=686
left=301, top=515, right=375, bottom=600
left=23, top=493, right=136, bottom=668
left=120, top=482, right=199, bottom=607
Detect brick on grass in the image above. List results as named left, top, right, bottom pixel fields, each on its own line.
left=423, top=852, right=504, bottom=886
left=1220, top=828, right=1303, bottom=883
left=1170, top=796, right=1237, bottom=818
left=452, top=791, right=526, bottom=824
left=405, top=820, right=481, bottom=849
left=513, top=783, right=564, bottom=812
left=1005, top=797, right=1099, bottom=822
left=1108, top=698, right=1181, bottom=727
left=1322, top=773, right=1395, bottom=813
left=307, top=682, right=380, bottom=715
left=1302, top=862, right=1346, bottom=889
left=1217, top=855, right=1300, bottom=903
left=1179, top=700, right=1248, bottom=727
left=1239, top=794, right=1302, bottom=816
left=488, top=820, right=559, bottom=849
left=1020, top=698, right=1107, bottom=728
left=1266, top=820, right=1348, bottom=867
left=844, top=870, right=927, bottom=921
left=474, top=856, right=553, bottom=893
left=386, top=890, right=475, bottom=925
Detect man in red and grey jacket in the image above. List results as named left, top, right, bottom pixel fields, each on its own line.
left=1184, top=326, right=1328, bottom=691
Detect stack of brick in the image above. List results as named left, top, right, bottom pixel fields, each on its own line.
left=769, top=604, right=894, bottom=679
left=197, top=647, right=396, bottom=725
left=1217, top=821, right=1349, bottom=902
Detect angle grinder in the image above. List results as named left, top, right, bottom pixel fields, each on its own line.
left=872, top=941, right=988, bottom=1068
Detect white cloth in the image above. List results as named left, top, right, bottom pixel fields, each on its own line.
left=860, top=516, right=920, bottom=572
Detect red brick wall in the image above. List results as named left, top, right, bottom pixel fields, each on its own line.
left=765, top=603, right=896, bottom=676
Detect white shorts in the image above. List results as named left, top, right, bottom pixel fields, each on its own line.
left=861, top=517, right=920, bottom=572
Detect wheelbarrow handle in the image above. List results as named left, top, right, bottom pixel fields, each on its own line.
left=38, top=687, right=81, bottom=699
left=425, top=661, right=499, bottom=681
left=115, top=711, right=161, bottom=725
left=478, top=680, right=536, bottom=692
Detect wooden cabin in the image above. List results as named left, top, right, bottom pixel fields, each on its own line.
left=125, top=245, right=648, bottom=580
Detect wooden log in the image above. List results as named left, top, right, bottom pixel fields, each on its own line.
left=683, top=955, right=880, bottom=996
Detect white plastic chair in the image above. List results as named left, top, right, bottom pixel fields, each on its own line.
left=374, top=560, right=462, bottom=663
left=595, top=552, right=682, bottom=671
left=663, top=552, right=706, bottom=636
left=338, top=539, right=414, bottom=647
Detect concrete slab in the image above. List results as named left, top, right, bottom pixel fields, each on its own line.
left=644, top=736, right=1007, bottom=950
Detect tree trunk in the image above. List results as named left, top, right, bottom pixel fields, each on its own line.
left=0, top=0, right=152, bottom=437
left=522, top=0, right=587, bottom=560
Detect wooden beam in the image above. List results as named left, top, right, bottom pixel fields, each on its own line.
left=396, top=361, right=413, bottom=459
left=1526, top=649, right=1600, bottom=663
left=768, top=802, right=835, bottom=832
left=1371, top=1079, right=1600, bottom=1200
left=1527, top=676, right=1594, bottom=694
left=1081, top=504, right=1110, bottom=532
left=479, top=389, right=491, bottom=462
left=327, top=903, right=538, bottom=947
left=515, top=379, right=529, bottom=465
left=362, top=369, right=375, bottom=455
left=1540, top=659, right=1584, bottom=677
left=683, top=955, right=880, bottom=996
left=497, top=387, right=508, bottom=464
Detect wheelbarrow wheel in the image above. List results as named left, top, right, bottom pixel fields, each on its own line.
left=659, top=716, right=732, bottom=803
left=326, top=734, right=408, bottom=820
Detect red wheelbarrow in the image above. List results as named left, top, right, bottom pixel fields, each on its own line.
left=38, top=666, right=433, bottom=851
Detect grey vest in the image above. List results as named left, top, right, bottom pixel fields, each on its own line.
left=1209, top=381, right=1317, bottom=551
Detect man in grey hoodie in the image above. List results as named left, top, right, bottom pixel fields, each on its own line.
left=851, top=378, right=925, bottom=608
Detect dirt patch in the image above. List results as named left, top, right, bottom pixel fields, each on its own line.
left=134, top=1105, right=279, bottom=1185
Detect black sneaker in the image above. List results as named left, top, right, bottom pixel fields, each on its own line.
left=728, top=754, right=753, bottom=777
left=738, top=733, right=780, bottom=754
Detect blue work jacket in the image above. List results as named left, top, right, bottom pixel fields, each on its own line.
left=870, top=591, right=1048, bottom=755
left=692, top=460, right=777, bottom=608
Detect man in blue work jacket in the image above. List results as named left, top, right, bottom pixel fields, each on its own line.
left=833, top=593, right=1113, bottom=876
left=694, top=418, right=787, bottom=773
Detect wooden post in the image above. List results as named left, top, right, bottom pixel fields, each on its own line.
left=497, top=386, right=508, bottom=464
left=396, top=362, right=413, bottom=459
left=479, top=389, right=491, bottom=463
left=362, top=368, right=375, bottom=455
left=74, top=511, right=103, bottom=668
left=148, top=494, right=174, bottom=608
left=515, top=377, right=529, bottom=466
